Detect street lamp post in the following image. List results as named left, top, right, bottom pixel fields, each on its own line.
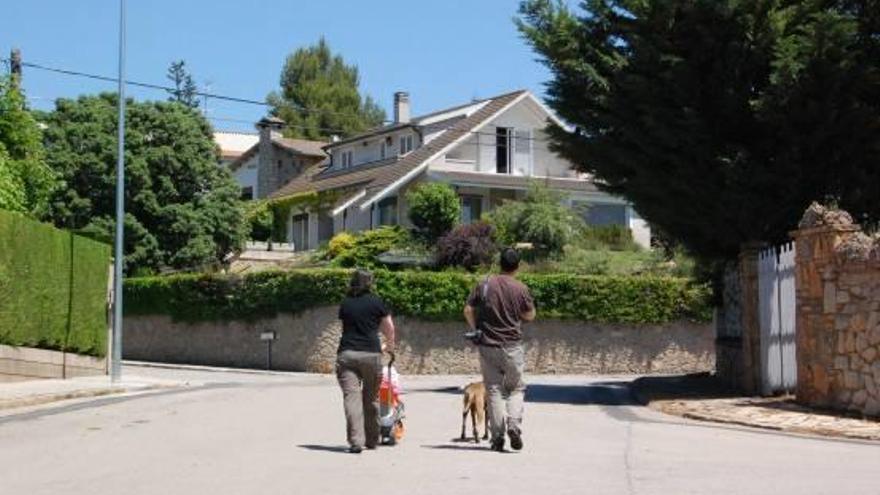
left=111, top=0, right=127, bottom=383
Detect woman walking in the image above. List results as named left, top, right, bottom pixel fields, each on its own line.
left=336, top=270, right=396, bottom=454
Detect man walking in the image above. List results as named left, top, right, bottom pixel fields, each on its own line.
left=463, top=248, right=536, bottom=452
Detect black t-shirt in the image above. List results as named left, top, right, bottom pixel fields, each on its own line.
left=337, top=293, right=389, bottom=353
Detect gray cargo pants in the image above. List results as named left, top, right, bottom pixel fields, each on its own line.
left=336, top=350, right=383, bottom=448
left=478, top=344, right=526, bottom=441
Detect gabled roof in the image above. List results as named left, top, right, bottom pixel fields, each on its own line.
left=214, top=131, right=259, bottom=160
left=228, top=136, right=327, bottom=171
left=323, top=97, right=491, bottom=150
left=270, top=90, right=529, bottom=208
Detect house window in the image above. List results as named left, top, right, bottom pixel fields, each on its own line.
left=460, top=196, right=483, bottom=224
left=340, top=150, right=354, bottom=168
left=399, top=135, right=414, bottom=155
left=378, top=197, right=398, bottom=226
left=584, top=203, right=628, bottom=226
left=496, top=127, right=512, bottom=174
left=240, top=186, right=254, bottom=201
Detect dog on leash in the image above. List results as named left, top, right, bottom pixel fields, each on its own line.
left=460, top=381, right=489, bottom=443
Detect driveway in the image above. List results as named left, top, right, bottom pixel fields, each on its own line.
left=0, top=365, right=877, bottom=495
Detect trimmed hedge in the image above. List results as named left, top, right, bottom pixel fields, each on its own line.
left=0, top=210, right=111, bottom=356
left=124, top=269, right=711, bottom=324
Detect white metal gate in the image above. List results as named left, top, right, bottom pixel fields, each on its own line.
left=758, top=242, right=797, bottom=395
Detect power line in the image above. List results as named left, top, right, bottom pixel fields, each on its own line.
left=3, top=58, right=396, bottom=123
left=8, top=57, right=559, bottom=145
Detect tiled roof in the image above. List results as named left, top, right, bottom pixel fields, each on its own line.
left=228, top=136, right=328, bottom=171
left=270, top=90, right=528, bottom=204
left=428, top=170, right=598, bottom=193
left=273, top=137, right=327, bottom=158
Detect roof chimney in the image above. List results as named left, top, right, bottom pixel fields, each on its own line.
left=393, top=92, right=410, bottom=124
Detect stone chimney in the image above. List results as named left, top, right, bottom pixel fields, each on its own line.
left=255, top=116, right=285, bottom=198
left=393, top=92, right=410, bottom=124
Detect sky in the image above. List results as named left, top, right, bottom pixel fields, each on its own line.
left=1, top=0, right=560, bottom=133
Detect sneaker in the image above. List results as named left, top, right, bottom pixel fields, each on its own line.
left=365, top=444, right=377, bottom=450
left=348, top=446, right=363, bottom=454
left=507, top=428, right=523, bottom=451
left=490, top=437, right=505, bottom=452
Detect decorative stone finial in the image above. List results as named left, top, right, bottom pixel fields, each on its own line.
left=798, top=202, right=854, bottom=230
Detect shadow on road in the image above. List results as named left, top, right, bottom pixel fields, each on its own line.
left=419, top=381, right=638, bottom=407
left=421, top=444, right=507, bottom=453
left=298, top=444, right=352, bottom=454
left=526, top=382, right=637, bottom=406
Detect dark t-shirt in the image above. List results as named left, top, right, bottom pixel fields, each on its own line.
left=467, top=274, right=535, bottom=347
left=338, top=293, right=389, bottom=354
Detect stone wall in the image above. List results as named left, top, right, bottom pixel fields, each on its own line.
left=123, top=308, right=714, bottom=375
left=715, top=265, right=744, bottom=390
left=0, top=344, right=107, bottom=382
left=793, top=204, right=880, bottom=416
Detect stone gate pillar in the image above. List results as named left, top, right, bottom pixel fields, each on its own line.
left=791, top=219, right=859, bottom=407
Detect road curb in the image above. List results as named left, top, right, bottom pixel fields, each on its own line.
left=0, top=383, right=181, bottom=412
left=632, top=376, right=880, bottom=442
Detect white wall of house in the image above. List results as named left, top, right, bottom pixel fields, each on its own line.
left=233, top=156, right=259, bottom=198
left=628, top=209, right=651, bottom=249
left=431, top=97, right=575, bottom=179
left=328, top=129, right=421, bottom=171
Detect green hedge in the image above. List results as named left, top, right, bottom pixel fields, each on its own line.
left=124, top=269, right=711, bottom=324
left=0, top=210, right=111, bottom=356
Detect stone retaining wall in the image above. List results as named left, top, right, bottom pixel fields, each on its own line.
left=123, top=308, right=714, bottom=375
left=793, top=204, right=880, bottom=416
left=0, top=344, right=107, bottom=382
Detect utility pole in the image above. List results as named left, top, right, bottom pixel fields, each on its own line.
left=10, top=49, right=22, bottom=87
left=111, top=0, right=127, bottom=383
left=203, top=79, right=212, bottom=118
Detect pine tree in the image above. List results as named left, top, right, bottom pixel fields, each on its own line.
left=166, top=60, right=200, bottom=109
left=267, top=37, right=386, bottom=140
left=517, top=0, right=880, bottom=262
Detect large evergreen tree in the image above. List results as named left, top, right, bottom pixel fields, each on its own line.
left=42, top=94, right=246, bottom=274
left=267, top=38, right=386, bottom=140
left=517, top=0, right=880, bottom=261
left=0, top=76, right=55, bottom=215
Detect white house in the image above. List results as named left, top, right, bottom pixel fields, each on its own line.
left=268, top=90, right=650, bottom=250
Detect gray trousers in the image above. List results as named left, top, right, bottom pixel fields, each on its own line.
left=336, top=350, right=382, bottom=448
left=478, top=344, right=526, bottom=441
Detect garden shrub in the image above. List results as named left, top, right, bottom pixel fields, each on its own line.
left=487, top=183, right=584, bottom=257
left=0, top=210, right=111, bottom=356
left=330, top=227, right=412, bottom=269
left=579, top=225, right=640, bottom=251
left=245, top=201, right=273, bottom=242
left=327, top=231, right=356, bottom=258
left=436, top=221, right=497, bottom=271
left=124, top=269, right=711, bottom=324
left=406, top=182, right=461, bottom=242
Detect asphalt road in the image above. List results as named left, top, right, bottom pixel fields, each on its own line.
left=0, top=365, right=878, bottom=495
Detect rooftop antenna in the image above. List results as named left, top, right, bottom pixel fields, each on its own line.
left=203, top=78, right=213, bottom=117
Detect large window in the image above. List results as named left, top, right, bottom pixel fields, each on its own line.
left=496, top=127, right=511, bottom=174
left=460, top=195, right=483, bottom=224
left=378, top=197, right=398, bottom=226
left=584, top=203, right=628, bottom=226
left=240, top=186, right=254, bottom=201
